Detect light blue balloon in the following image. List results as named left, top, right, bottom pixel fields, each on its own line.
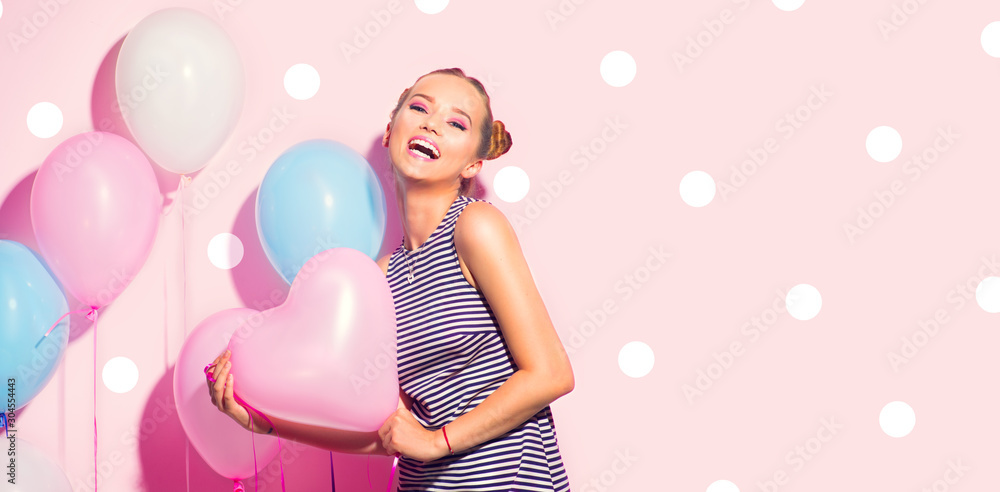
left=256, top=139, right=387, bottom=284
left=0, top=240, right=69, bottom=411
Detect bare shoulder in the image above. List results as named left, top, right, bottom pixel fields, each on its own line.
left=376, top=253, right=391, bottom=277
left=455, top=200, right=517, bottom=250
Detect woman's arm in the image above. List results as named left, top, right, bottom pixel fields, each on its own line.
left=252, top=388, right=411, bottom=455
left=440, top=201, right=575, bottom=454
left=209, top=349, right=413, bottom=456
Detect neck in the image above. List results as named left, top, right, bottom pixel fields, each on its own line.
left=396, top=183, right=459, bottom=252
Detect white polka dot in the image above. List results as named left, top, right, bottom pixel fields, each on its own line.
left=879, top=401, right=916, bottom=438
left=600, top=51, right=636, bottom=88
left=785, top=284, right=822, bottom=321
left=981, top=22, right=1000, bottom=57
left=208, top=233, right=244, bottom=270
left=492, top=166, right=529, bottom=203
left=102, top=356, right=139, bottom=393
left=27, top=102, right=63, bottom=138
left=976, top=276, right=1000, bottom=313
left=618, top=341, right=654, bottom=378
left=679, top=171, right=716, bottom=207
left=866, top=126, right=902, bottom=163
left=772, top=0, right=805, bottom=11
left=284, top=63, right=321, bottom=100
left=707, top=480, right=740, bottom=492
left=415, top=0, right=448, bottom=14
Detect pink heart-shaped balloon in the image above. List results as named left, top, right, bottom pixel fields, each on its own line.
left=174, top=308, right=280, bottom=479
left=227, top=247, right=398, bottom=432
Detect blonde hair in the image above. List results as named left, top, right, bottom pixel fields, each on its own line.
left=387, top=68, right=512, bottom=196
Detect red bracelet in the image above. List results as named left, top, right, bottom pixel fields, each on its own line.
left=442, top=425, right=453, bottom=454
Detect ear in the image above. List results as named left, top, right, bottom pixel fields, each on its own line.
left=461, top=160, right=483, bottom=180
left=382, top=122, right=391, bottom=147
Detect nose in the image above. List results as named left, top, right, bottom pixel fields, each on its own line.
left=420, top=114, right=442, bottom=135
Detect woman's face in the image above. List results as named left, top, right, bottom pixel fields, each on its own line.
left=386, top=73, right=485, bottom=190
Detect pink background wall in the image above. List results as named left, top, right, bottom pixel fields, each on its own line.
left=2, top=0, right=1000, bottom=490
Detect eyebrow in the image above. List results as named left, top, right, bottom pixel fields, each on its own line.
left=409, top=93, right=472, bottom=124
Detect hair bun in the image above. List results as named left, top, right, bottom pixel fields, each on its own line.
left=487, top=120, right=512, bottom=160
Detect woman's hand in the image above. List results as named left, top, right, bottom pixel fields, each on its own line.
left=206, top=349, right=272, bottom=434
left=377, top=405, right=448, bottom=463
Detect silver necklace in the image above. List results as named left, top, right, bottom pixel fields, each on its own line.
left=402, top=239, right=427, bottom=284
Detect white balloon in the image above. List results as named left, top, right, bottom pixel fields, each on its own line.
left=116, top=8, right=245, bottom=175
left=0, top=437, right=73, bottom=491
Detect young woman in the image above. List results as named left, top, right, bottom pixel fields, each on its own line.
left=207, top=68, right=574, bottom=491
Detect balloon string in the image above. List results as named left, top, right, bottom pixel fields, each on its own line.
left=91, top=308, right=99, bottom=492
left=34, top=307, right=88, bottom=348
left=180, top=177, right=189, bottom=492
left=330, top=451, right=336, bottom=491
left=179, top=176, right=187, bottom=341
left=160, top=175, right=189, bottom=217
left=203, top=364, right=286, bottom=491
left=388, top=456, right=398, bottom=492
left=185, top=439, right=190, bottom=492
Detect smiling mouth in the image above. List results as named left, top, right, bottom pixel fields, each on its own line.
left=407, top=138, right=440, bottom=160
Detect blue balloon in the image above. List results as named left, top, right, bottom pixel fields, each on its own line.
left=0, top=240, right=69, bottom=411
left=256, top=139, right=387, bottom=284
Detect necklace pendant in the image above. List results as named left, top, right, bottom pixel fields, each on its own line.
left=407, top=272, right=414, bottom=284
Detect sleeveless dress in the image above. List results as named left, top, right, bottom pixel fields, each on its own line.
left=387, top=194, right=571, bottom=491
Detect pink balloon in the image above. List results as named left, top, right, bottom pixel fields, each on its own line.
left=30, top=131, right=160, bottom=308
left=228, top=247, right=398, bottom=432
left=174, top=308, right=280, bottom=479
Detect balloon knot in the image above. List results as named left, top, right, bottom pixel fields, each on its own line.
left=232, top=479, right=245, bottom=492
left=85, top=308, right=98, bottom=321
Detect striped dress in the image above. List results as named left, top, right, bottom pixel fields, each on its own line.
left=387, top=194, right=571, bottom=491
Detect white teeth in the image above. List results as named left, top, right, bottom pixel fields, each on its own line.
left=410, top=138, right=440, bottom=159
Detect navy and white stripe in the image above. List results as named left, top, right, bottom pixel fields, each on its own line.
left=388, top=194, right=570, bottom=491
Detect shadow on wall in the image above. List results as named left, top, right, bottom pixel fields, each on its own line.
left=230, top=132, right=485, bottom=308
left=0, top=170, right=98, bottom=344
left=362, top=133, right=488, bottom=259
left=90, top=34, right=188, bottom=198
left=139, top=365, right=394, bottom=490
